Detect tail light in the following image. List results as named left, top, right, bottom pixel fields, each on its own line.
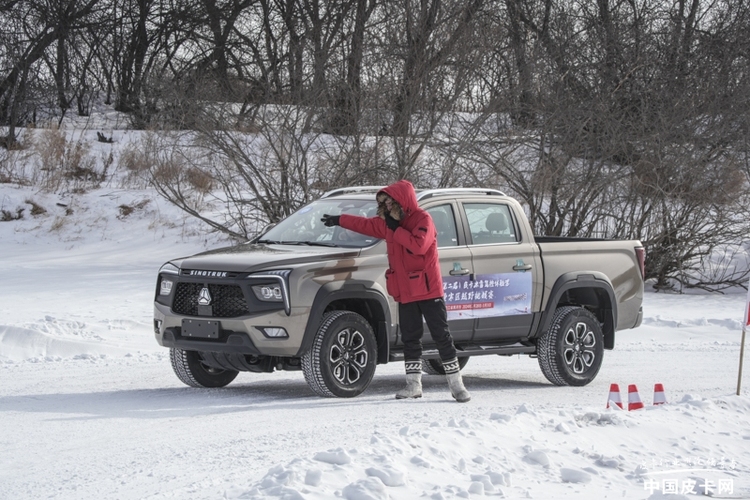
left=635, top=247, right=646, bottom=280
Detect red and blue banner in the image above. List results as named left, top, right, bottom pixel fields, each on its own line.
left=443, top=272, right=532, bottom=320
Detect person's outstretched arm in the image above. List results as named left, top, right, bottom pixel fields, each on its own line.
left=338, top=214, right=388, bottom=240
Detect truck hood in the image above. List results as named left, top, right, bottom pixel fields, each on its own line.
left=170, top=243, right=361, bottom=274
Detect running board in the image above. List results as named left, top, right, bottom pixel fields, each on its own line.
left=389, top=343, right=536, bottom=361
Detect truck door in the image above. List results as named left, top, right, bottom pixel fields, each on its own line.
left=424, top=203, right=474, bottom=342
left=460, top=202, right=542, bottom=341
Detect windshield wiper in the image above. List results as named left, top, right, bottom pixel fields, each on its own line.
left=257, top=239, right=337, bottom=247
left=300, top=241, right=338, bottom=247
left=256, top=239, right=302, bottom=245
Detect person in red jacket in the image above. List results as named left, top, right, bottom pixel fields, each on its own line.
left=321, top=180, right=470, bottom=402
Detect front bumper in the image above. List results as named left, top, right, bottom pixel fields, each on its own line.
left=153, top=302, right=309, bottom=357
left=160, top=326, right=263, bottom=354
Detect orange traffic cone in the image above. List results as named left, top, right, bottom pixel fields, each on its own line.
left=628, top=384, right=644, bottom=411
left=606, top=383, right=623, bottom=409
left=653, top=383, right=667, bottom=405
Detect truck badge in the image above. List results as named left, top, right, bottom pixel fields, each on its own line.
left=198, top=287, right=212, bottom=306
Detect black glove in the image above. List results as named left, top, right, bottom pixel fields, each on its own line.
left=321, top=214, right=340, bottom=227
left=384, top=213, right=400, bottom=231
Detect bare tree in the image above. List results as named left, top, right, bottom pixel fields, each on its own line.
left=387, top=0, right=485, bottom=138
left=147, top=104, right=332, bottom=239
left=328, top=0, right=378, bottom=134
left=0, top=0, right=102, bottom=144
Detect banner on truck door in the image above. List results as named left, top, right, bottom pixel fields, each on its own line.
left=442, top=272, right=532, bottom=321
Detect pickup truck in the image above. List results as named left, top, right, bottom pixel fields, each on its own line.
left=153, top=187, right=644, bottom=397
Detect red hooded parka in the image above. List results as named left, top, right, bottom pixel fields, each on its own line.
left=339, top=180, right=444, bottom=304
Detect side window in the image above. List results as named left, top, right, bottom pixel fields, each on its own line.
left=464, top=203, right=517, bottom=245
left=426, top=205, right=458, bottom=247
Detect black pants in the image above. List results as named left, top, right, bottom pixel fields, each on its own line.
left=399, top=297, right=457, bottom=362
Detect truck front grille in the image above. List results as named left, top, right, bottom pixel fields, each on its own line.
left=172, top=283, right=250, bottom=317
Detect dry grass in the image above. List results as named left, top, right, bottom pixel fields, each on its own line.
left=185, top=167, right=214, bottom=194
left=2, top=199, right=48, bottom=221
left=31, top=127, right=101, bottom=192
left=25, top=199, right=47, bottom=216
left=117, top=134, right=163, bottom=189
left=118, top=143, right=151, bottom=174
left=50, top=216, right=66, bottom=232
left=0, top=140, right=32, bottom=185
left=151, top=157, right=182, bottom=185
left=118, top=132, right=215, bottom=197
left=35, top=128, right=66, bottom=183
left=118, top=199, right=150, bottom=218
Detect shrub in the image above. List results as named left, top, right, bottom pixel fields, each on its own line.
left=25, top=199, right=46, bottom=216
left=117, top=199, right=150, bottom=218
left=32, top=127, right=100, bottom=192
left=1, top=207, right=24, bottom=221
left=117, top=135, right=157, bottom=188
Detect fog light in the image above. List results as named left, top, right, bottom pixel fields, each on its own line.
left=261, top=327, right=288, bottom=338
left=154, top=320, right=162, bottom=334
left=160, top=280, right=173, bottom=295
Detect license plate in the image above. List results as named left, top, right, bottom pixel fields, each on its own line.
left=181, top=319, right=220, bottom=339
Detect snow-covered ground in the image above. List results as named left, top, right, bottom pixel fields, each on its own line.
left=1, top=183, right=749, bottom=500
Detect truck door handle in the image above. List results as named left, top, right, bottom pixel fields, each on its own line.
left=449, top=268, right=470, bottom=276
left=513, top=263, right=533, bottom=271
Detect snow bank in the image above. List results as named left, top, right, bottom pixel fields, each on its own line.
left=232, top=397, right=750, bottom=499
left=0, top=180, right=224, bottom=364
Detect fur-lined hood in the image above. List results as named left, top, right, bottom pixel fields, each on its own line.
left=376, top=180, right=418, bottom=221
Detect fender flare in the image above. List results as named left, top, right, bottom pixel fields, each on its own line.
left=295, top=281, right=394, bottom=362
left=538, top=272, right=618, bottom=349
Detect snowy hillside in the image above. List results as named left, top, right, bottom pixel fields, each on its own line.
left=1, top=115, right=750, bottom=499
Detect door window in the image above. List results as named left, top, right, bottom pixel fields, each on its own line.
left=426, top=205, right=458, bottom=247
left=464, top=203, right=517, bottom=244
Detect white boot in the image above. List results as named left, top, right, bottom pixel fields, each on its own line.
left=443, top=358, right=470, bottom=402
left=396, top=360, right=423, bottom=399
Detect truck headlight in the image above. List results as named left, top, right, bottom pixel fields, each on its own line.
left=248, top=270, right=291, bottom=315
left=252, top=284, right=283, bottom=302
left=156, top=262, right=179, bottom=300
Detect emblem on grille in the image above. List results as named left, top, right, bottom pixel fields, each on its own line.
left=198, top=287, right=212, bottom=306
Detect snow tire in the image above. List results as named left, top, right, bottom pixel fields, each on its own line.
left=537, top=306, right=604, bottom=386
left=421, top=357, right=469, bottom=375
left=301, top=310, right=377, bottom=398
left=170, top=348, right=239, bottom=388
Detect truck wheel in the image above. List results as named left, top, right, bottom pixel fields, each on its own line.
left=422, top=357, right=469, bottom=375
left=170, top=348, right=239, bottom=388
left=537, top=306, right=604, bottom=386
left=302, top=311, right=377, bottom=398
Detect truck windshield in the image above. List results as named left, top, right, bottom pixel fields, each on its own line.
left=257, top=199, right=380, bottom=248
